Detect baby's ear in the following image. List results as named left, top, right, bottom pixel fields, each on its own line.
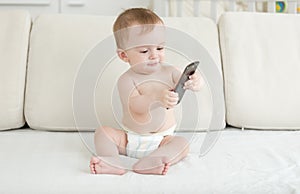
left=117, top=49, right=129, bottom=62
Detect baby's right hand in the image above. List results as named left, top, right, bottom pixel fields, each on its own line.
left=160, top=89, right=179, bottom=109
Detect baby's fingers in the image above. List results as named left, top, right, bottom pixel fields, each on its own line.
left=165, top=91, right=179, bottom=108
left=168, top=91, right=178, bottom=98
left=184, top=80, right=194, bottom=89
left=188, top=74, right=200, bottom=83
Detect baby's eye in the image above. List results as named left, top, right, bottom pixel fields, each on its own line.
left=157, top=47, right=164, bottom=51
left=139, top=49, right=148, bottom=54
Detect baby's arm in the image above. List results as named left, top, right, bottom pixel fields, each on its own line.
left=126, top=83, right=179, bottom=111
left=153, top=66, right=183, bottom=109
left=118, top=73, right=162, bottom=115
left=118, top=74, right=149, bottom=115
left=159, top=89, right=178, bottom=109
left=118, top=72, right=177, bottom=133
left=129, top=90, right=157, bottom=114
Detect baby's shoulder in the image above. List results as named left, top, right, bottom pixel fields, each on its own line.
left=118, top=71, right=131, bottom=83
left=117, top=70, right=138, bottom=87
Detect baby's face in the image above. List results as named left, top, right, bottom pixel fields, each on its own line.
left=116, top=23, right=166, bottom=74
left=125, top=44, right=165, bottom=74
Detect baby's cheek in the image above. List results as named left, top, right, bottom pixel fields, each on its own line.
left=159, top=54, right=165, bottom=62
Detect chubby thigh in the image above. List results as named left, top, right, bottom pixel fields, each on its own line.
left=95, top=126, right=128, bottom=156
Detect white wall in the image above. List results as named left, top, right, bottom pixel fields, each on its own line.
left=0, top=0, right=153, bottom=17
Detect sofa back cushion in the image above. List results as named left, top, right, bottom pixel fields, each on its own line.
left=25, top=14, right=114, bottom=131
left=219, top=13, right=300, bottom=129
left=25, top=14, right=225, bottom=131
left=0, top=11, right=31, bottom=130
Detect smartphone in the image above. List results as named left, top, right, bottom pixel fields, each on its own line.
left=174, top=61, right=199, bottom=104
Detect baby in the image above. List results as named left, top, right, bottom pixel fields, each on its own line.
left=90, top=8, right=202, bottom=175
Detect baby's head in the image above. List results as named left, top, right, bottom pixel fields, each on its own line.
left=113, top=8, right=165, bottom=50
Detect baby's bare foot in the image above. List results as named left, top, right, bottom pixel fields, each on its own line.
left=133, top=156, right=171, bottom=175
left=89, top=156, right=126, bottom=175
left=162, top=162, right=170, bottom=175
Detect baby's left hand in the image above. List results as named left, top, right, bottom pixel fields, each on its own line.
left=183, top=70, right=203, bottom=91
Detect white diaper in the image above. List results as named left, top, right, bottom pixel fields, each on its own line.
left=125, top=126, right=176, bottom=159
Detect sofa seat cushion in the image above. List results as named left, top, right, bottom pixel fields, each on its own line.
left=1, top=129, right=300, bottom=193
left=219, top=13, right=300, bottom=129
left=0, top=11, right=31, bottom=130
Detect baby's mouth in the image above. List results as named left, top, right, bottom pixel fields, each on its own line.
left=147, top=61, right=159, bottom=67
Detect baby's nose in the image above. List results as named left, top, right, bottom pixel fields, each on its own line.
left=149, top=51, right=158, bottom=59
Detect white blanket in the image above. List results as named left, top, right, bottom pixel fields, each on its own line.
left=0, top=128, right=299, bottom=193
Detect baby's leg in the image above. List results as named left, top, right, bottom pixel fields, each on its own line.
left=90, top=126, right=127, bottom=175
left=133, top=136, right=189, bottom=175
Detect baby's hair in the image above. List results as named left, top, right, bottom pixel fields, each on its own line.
left=113, top=8, right=164, bottom=49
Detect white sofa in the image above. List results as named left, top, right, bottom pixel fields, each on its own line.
left=1, top=10, right=300, bottom=193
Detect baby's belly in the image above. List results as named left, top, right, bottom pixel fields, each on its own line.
left=122, top=109, right=176, bottom=134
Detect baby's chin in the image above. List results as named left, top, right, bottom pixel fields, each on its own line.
left=147, top=62, right=159, bottom=67
left=130, top=62, right=162, bottom=74
left=145, top=62, right=162, bottom=72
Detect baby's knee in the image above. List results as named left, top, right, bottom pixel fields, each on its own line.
left=175, top=136, right=190, bottom=153
left=95, top=126, right=114, bottom=138
left=173, top=136, right=189, bottom=146
left=95, top=126, right=106, bottom=135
